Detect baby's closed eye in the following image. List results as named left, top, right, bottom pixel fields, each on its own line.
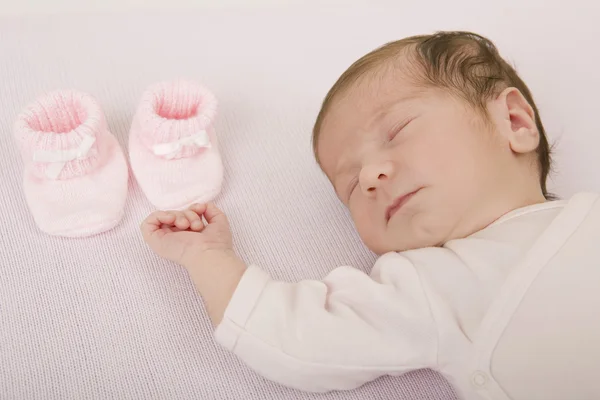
left=387, top=117, right=416, bottom=141
left=346, top=177, right=359, bottom=200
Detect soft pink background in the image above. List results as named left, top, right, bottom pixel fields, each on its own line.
left=0, top=6, right=598, bottom=399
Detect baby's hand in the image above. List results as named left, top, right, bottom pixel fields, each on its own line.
left=142, top=202, right=246, bottom=325
left=141, top=203, right=234, bottom=268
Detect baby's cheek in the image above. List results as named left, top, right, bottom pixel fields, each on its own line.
left=352, top=214, right=382, bottom=251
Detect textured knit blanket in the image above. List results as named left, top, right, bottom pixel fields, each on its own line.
left=1, top=7, right=597, bottom=399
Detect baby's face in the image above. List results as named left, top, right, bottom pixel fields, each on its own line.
left=317, top=72, right=517, bottom=254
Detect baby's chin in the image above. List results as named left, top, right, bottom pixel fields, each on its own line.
left=365, top=216, right=451, bottom=254
left=364, top=238, right=421, bottom=255
left=361, top=230, right=421, bottom=255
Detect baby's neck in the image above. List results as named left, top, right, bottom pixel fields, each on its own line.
left=471, top=187, right=548, bottom=237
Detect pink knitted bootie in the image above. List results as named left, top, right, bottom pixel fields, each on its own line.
left=129, top=80, right=223, bottom=209
left=13, top=90, right=128, bottom=237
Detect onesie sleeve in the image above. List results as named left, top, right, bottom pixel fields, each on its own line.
left=214, top=252, right=438, bottom=392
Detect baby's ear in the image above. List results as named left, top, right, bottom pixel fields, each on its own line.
left=496, top=87, right=540, bottom=154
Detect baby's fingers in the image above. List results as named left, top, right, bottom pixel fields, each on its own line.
left=188, top=203, right=208, bottom=216
left=142, top=211, right=176, bottom=228
left=141, top=211, right=177, bottom=239
left=188, top=203, right=230, bottom=230
left=204, top=203, right=229, bottom=226
left=170, top=211, right=192, bottom=230
left=184, top=209, right=204, bottom=231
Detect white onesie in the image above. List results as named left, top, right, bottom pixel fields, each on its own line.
left=215, top=192, right=600, bottom=400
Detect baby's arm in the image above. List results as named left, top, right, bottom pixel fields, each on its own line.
left=210, top=253, right=438, bottom=392
left=184, top=249, right=246, bottom=326
left=141, top=204, right=438, bottom=392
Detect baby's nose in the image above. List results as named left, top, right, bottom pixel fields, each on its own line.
left=359, top=162, right=394, bottom=196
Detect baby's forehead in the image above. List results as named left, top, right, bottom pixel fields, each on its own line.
left=315, top=54, right=426, bottom=170
left=324, top=73, right=422, bottom=129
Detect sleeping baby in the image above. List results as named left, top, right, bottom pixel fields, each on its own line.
left=140, top=31, right=600, bottom=400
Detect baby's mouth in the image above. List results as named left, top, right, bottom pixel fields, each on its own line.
left=385, top=189, right=420, bottom=222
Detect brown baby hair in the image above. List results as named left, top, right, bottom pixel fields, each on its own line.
left=312, top=31, right=553, bottom=199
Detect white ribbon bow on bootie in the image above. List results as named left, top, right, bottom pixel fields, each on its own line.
left=33, top=134, right=96, bottom=180
left=152, top=130, right=211, bottom=160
